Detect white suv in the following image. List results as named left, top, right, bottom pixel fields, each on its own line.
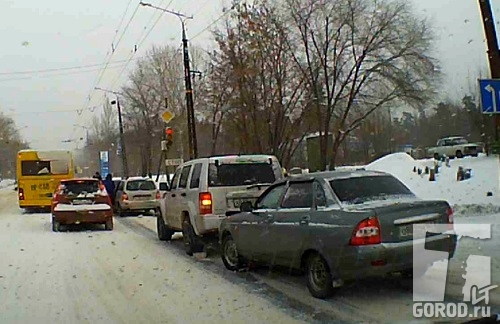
left=157, top=154, right=284, bottom=255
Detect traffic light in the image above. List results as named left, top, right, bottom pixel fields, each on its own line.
left=165, top=127, right=173, bottom=147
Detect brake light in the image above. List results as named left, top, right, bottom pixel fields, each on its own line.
left=18, top=188, right=24, bottom=200
left=447, top=206, right=454, bottom=230
left=122, top=193, right=129, bottom=201
left=156, top=191, right=161, bottom=200
left=350, top=217, right=381, bottom=245
left=199, top=192, right=212, bottom=215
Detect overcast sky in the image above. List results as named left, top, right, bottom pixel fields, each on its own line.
left=0, top=0, right=498, bottom=150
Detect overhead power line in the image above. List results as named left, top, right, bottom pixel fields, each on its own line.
left=190, top=0, right=244, bottom=40
left=0, top=60, right=132, bottom=77
left=108, top=0, right=174, bottom=89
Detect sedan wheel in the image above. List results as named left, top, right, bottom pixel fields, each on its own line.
left=221, top=235, right=245, bottom=271
left=52, top=218, right=60, bottom=232
left=105, top=218, right=114, bottom=231
left=306, top=253, right=335, bottom=299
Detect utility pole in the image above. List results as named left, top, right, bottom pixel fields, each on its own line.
left=114, top=97, right=129, bottom=178
left=95, top=87, right=129, bottom=178
left=140, top=2, right=198, bottom=159
left=478, top=0, right=500, bottom=141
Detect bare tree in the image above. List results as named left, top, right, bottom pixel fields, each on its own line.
left=209, top=0, right=313, bottom=166
left=284, top=0, right=439, bottom=169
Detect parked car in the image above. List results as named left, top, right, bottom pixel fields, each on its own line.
left=51, top=178, right=114, bottom=232
left=427, top=136, right=482, bottom=159
left=157, top=154, right=285, bottom=255
left=114, top=177, right=161, bottom=216
left=219, top=170, right=457, bottom=299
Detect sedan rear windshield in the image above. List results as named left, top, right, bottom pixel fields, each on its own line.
left=126, top=180, right=156, bottom=191
left=61, top=180, right=99, bottom=196
left=329, top=175, right=414, bottom=204
left=208, top=163, right=276, bottom=187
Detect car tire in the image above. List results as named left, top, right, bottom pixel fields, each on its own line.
left=456, top=150, right=463, bottom=158
left=401, top=266, right=428, bottom=279
left=305, top=253, right=335, bottom=299
left=157, top=212, right=174, bottom=241
left=221, top=234, right=245, bottom=271
left=105, top=218, right=114, bottom=231
left=117, top=204, right=126, bottom=217
left=52, top=220, right=60, bottom=232
left=182, top=218, right=203, bottom=256
left=433, top=153, right=439, bottom=160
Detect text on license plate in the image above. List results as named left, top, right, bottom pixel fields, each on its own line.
left=73, top=199, right=93, bottom=205
left=135, top=196, right=150, bottom=201
left=399, top=222, right=437, bottom=238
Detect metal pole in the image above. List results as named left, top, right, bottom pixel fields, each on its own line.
left=478, top=0, right=500, bottom=141
left=116, top=97, right=129, bottom=177
left=182, top=22, right=198, bottom=159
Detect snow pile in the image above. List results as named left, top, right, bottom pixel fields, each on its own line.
left=365, top=153, right=500, bottom=209
left=0, top=179, right=16, bottom=189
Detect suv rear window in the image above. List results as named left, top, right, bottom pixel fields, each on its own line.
left=126, top=180, right=156, bottom=191
left=329, top=175, right=414, bottom=204
left=61, top=180, right=99, bottom=195
left=208, top=163, right=276, bottom=187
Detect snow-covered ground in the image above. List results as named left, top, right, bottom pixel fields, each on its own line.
left=1, top=153, right=499, bottom=323
left=0, top=188, right=309, bottom=324
left=0, top=179, right=15, bottom=189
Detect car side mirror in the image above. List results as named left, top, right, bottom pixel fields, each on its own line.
left=240, top=201, right=254, bottom=212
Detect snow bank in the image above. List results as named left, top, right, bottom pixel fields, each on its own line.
left=0, top=179, right=16, bottom=189
left=365, top=153, right=500, bottom=210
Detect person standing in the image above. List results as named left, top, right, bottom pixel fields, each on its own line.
left=103, top=173, right=116, bottom=205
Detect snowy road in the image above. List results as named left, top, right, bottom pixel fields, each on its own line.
left=1, top=184, right=500, bottom=324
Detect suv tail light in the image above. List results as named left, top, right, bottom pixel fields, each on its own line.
left=350, top=217, right=381, bottom=246
left=18, top=188, right=24, bottom=200
left=155, top=191, right=161, bottom=200
left=447, top=206, right=454, bottom=230
left=199, top=192, right=212, bottom=215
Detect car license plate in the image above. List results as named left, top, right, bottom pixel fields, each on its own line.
left=135, top=196, right=150, bottom=201
left=73, top=199, right=93, bottom=205
left=399, top=222, right=437, bottom=238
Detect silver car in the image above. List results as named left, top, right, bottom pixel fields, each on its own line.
left=115, top=177, right=160, bottom=216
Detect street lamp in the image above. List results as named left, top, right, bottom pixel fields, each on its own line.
left=140, top=1, right=198, bottom=159
left=94, top=87, right=129, bottom=178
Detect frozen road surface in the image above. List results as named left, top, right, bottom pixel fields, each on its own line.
left=0, top=188, right=306, bottom=324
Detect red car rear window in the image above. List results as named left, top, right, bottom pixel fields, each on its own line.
left=60, top=180, right=99, bottom=196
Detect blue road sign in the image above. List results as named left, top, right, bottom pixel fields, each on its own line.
left=99, top=151, right=110, bottom=178
left=479, top=79, right=500, bottom=114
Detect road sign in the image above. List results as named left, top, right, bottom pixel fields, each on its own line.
left=99, top=151, right=110, bottom=177
left=161, top=110, right=175, bottom=123
left=165, top=159, right=183, bottom=166
left=479, top=79, right=500, bottom=114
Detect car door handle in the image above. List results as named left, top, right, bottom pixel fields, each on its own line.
left=171, top=193, right=176, bottom=197
left=300, top=215, right=310, bottom=225
left=180, top=193, right=186, bottom=197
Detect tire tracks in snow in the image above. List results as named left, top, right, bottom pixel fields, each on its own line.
left=117, top=216, right=389, bottom=324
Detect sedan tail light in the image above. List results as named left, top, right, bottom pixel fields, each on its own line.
left=350, top=217, right=381, bottom=246
left=447, top=206, right=454, bottom=230
left=155, top=191, right=161, bottom=200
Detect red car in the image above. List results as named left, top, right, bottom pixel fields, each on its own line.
left=51, top=178, right=114, bottom=232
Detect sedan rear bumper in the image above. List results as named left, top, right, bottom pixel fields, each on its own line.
left=333, top=233, right=457, bottom=281
left=53, top=210, right=113, bottom=225
left=120, top=200, right=159, bottom=211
